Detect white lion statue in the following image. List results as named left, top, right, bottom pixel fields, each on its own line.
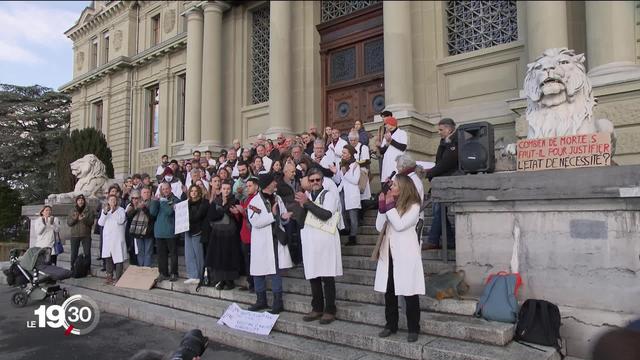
left=47, top=154, right=109, bottom=203
left=524, top=47, right=614, bottom=138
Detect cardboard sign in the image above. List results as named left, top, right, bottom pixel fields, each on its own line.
left=174, top=200, right=189, bottom=234
left=517, top=132, right=612, bottom=172
left=216, top=303, right=279, bottom=335
left=115, top=265, right=159, bottom=290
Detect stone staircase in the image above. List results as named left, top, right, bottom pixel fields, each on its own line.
left=56, top=210, right=560, bottom=360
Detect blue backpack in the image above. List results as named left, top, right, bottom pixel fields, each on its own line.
left=474, top=272, right=520, bottom=323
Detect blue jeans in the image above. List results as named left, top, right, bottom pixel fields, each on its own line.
left=254, top=273, right=283, bottom=293
left=184, top=232, right=204, bottom=279
left=135, top=237, right=154, bottom=267
left=427, top=202, right=455, bottom=247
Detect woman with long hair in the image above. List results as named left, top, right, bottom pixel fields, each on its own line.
left=374, top=174, right=425, bottom=343
left=336, top=144, right=361, bottom=246
left=205, top=180, right=243, bottom=290
left=271, top=159, right=283, bottom=178
left=34, top=205, right=61, bottom=265
left=184, top=185, right=208, bottom=284
left=209, top=175, right=221, bottom=203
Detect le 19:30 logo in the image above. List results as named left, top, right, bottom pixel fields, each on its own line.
left=27, top=294, right=100, bottom=335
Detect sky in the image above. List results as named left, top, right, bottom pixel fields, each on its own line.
left=0, top=1, right=90, bottom=90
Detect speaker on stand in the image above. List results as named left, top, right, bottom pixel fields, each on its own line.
left=457, top=121, right=495, bottom=174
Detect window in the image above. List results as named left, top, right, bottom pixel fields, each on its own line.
left=93, top=101, right=103, bottom=131
left=321, top=0, right=380, bottom=23
left=176, top=74, right=186, bottom=142
left=90, top=37, right=98, bottom=69
left=446, top=0, right=518, bottom=56
left=102, top=31, right=110, bottom=64
left=151, top=14, right=160, bottom=46
left=146, top=85, right=160, bottom=148
left=250, top=5, right=270, bottom=104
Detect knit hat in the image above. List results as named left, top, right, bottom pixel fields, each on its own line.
left=257, top=172, right=275, bottom=189
left=162, top=167, right=174, bottom=176
left=384, top=116, right=398, bottom=127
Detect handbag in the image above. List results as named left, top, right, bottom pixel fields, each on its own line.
left=53, top=232, right=64, bottom=254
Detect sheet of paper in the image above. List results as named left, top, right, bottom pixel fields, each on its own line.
left=174, top=200, right=189, bottom=234
left=217, top=303, right=279, bottom=336
left=416, top=161, right=435, bottom=170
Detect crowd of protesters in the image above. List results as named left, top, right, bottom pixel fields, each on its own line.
left=41, top=111, right=461, bottom=343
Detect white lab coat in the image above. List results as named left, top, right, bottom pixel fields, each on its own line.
left=301, top=190, right=343, bottom=279
left=98, top=207, right=128, bottom=264
left=322, top=177, right=344, bottom=230
left=248, top=193, right=293, bottom=276
left=34, top=217, right=60, bottom=255
left=380, top=128, right=408, bottom=182
left=374, top=204, right=425, bottom=296
left=327, top=138, right=348, bottom=166
left=354, top=143, right=372, bottom=200
left=262, top=156, right=273, bottom=172
left=336, top=162, right=361, bottom=210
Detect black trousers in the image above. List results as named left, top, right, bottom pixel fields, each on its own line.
left=241, top=243, right=253, bottom=289
left=384, top=254, right=421, bottom=333
left=157, top=237, right=178, bottom=277
left=70, top=236, right=92, bottom=267
left=310, top=277, right=336, bottom=314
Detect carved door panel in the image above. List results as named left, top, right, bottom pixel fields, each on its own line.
left=327, top=87, right=360, bottom=133
left=362, top=80, right=385, bottom=123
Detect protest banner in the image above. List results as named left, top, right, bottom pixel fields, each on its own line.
left=174, top=200, right=189, bottom=234
left=217, top=303, right=279, bottom=335
left=516, top=132, right=612, bottom=172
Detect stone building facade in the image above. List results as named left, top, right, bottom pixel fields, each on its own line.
left=60, top=1, right=640, bottom=179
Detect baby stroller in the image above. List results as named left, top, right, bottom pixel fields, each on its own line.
left=4, top=247, right=72, bottom=307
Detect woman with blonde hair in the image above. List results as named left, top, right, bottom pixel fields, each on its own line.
left=34, top=205, right=61, bottom=265
left=374, top=174, right=425, bottom=343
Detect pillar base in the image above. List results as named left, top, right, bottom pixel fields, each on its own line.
left=264, top=126, right=294, bottom=138
left=589, top=62, right=640, bottom=87
left=196, top=141, right=226, bottom=155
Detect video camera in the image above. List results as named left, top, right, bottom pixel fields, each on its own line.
left=169, top=329, right=209, bottom=360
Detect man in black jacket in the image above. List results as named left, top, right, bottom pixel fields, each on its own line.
left=424, top=118, right=458, bottom=250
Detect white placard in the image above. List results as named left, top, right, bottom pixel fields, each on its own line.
left=216, top=303, right=279, bottom=335
left=416, top=161, right=435, bottom=170
left=174, top=200, right=189, bottom=234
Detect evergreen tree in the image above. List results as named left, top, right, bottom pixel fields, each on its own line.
left=0, top=184, right=23, bottom=241
left=55, top=127, right=114, bottom=193
left=0, top=84, right=70, bottom=204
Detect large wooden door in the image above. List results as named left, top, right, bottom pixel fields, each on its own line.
left=318, top=3, right=384, bottom=132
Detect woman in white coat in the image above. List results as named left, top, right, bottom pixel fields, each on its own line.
left=295, top=167, right=343, bottom=324
left=348, top=131, right=372, bottom=201
left=335, top=144, right=361, bottom=246
left=247, top=173, right=293, bottom=314
left=374, top=174, right=425, bottom=343
left=34, top=205, right=60, bottom=265
left=98, top=194, right=128, bottom=285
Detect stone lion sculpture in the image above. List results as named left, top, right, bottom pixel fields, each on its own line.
left=47, top=154, right=109, bottom=203
left=524, top=47, right=614, bottom=138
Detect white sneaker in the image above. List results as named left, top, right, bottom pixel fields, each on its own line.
left=184, top=278, right=199, bottom=284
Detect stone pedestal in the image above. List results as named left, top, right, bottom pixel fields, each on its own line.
left=431, top=165, right=640, bottom=358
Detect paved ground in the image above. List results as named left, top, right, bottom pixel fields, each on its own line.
left=0, top=284, right=274, bottom=360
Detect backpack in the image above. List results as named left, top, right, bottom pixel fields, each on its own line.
left=474, top=272, right=521, bottom=323
left=515, top=299, right=564, bottom=355
left=71, top=254, right=91, bottom=278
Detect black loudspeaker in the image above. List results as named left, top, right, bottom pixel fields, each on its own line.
left=457, top=121, right=495, bottom=174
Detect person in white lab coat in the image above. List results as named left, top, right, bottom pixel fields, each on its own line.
left=98, top=194, right=128, bottom=285
left=377, top=112, right=407, bottom=187
left=374, top=174, right=425, bottom=343
left=335, top=144, right=361, bottom=246
left=295, top=167, right=343, bottom=324
left=246, top=173, right=293, bottom=314
left=348, top=131, right=372, bottom=201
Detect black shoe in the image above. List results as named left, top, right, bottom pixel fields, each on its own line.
left=223, top=281, right=235, bottom=290
left=215, top=281, right=224, bottom=290
left=238, top=285, right=249, bottom=291
left=169, top=274, right=178, bottom=282
left=155, top=274, right=168, bottom=283
left=407, top=333, right=419, bottom=342
left=378, top=328, right=396, bottom=338
left=269, top=292, right=284, bottom=314
left=248, top=291, right=268, bottom=311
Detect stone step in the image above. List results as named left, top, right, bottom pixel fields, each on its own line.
left=61, top=281, right=402, bottom=360
left=57, top=259, right=474, bottom=316
left=66, top=276, right=526, bottom=350
left=341, top=256, right=455, bottom=274
left=341, top=245, right=455, bottom=261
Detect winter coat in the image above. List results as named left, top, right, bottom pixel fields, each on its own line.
left=34, top=217, right=60, bottom=255
left=188, top=198, right=209, bottom=236
left=380, top=128, right=408, bottom=182
left=98, top=207, right=128, bottom=263
left=300, top=190, right=343, bottom=279
left=67, top=206, right=94, bottom=238
left=336, top=162, right=361, bottom=210
left=428, top=135, right=459, bottom=180
left=149, top=195, right=180, bottom=239
left=374, top=204, right=425, bottom=296
left=248, top=193, right=293, bottom=276
left=354, top=142, right=372, bottom=200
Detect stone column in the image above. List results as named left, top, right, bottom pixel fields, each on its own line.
left=383, top=1, right=415, bottom=114
left=266, top=1, right=293, bottom=135
left=184, top=8, right=204, bottom=147
left=200, top=2, right=225, bottom=148
left=526, top=1, right=568, bottom=62
left=585, top=1, right=639, bottom=76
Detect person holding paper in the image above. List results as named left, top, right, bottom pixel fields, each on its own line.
left=246, top=173, right=294, bottom=314
left=184, top=185, right=208, bottom=284
left=149, top=182, right=181, bottom=282
left=334, top=144, right=361, bottom=246
left=295, top=167, right=343, bottom=325
left=98, top=194, right=128, bottom=285
left=374, top=174, right=425, bottom=343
